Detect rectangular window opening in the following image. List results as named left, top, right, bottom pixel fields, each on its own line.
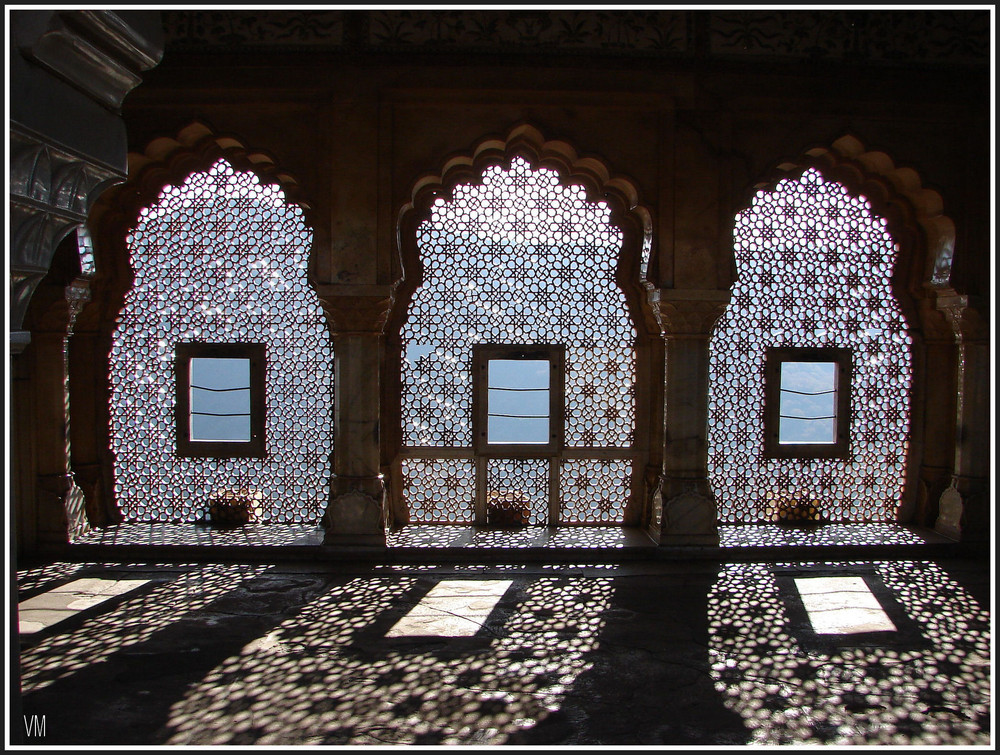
left=487, top=358, right=550, bottom=445
left=190, top=357, right=253, bottom=442
left=764, top=347, right=852, bottom=459
left=473, top=344, right=564, bottom=456
left=175, top=342, right=266, bottom=458
left=779, top=360, right=838, bottom=445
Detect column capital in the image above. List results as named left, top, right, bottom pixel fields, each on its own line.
left=648, top=288, right=730, bottom=338
left=933, top=288, right=989, bottom=344
left=315, top=284, right=394, bottom=336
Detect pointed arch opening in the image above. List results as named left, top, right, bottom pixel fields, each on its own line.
left=387, top=129, right=657, bottom=534
left=82, top=127, right=333, bottom=527
left=709, top=166, right=914, bottom=525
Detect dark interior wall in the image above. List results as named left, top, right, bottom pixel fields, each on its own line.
left=119, top=35, right=990, bottom=303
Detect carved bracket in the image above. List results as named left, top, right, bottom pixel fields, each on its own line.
left=935, top=290, right=989, bottom=344
left=648, top=288, right=731, bottom=338
left=10, top=128, right=123, bottom=336
left=14, top=9, right=163, bottom=111
left=316, top=285, right=394, bottom=337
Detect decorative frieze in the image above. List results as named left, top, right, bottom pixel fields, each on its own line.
left=160, top=10, right=987, bottom=67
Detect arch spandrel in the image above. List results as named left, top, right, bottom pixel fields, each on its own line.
left=760, top=135, right=956, bottom=300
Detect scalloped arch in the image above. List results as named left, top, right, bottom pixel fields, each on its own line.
left=752, top=134, right=956, bottom=294
left=397, top=123, right=653, bottom=282
left=390, top=123, right=658, bottom=341
left=123, top=120, right=309, bottom=214
left=84, top=120, right=315, bottom=325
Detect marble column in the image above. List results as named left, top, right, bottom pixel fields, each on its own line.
left=317, top=285, right=394, bottom=546
left=31, top=280, right=93, bottom=550
left=934, top=291, right=990, bottom=543
left=911, top=297, right=959, bottom=528
left=648, top=289, right=730, bottom=545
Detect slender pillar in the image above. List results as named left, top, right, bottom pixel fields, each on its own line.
left=912, top=297, right=959, bottom=527
left=31, top=280, right=93, bottom=550
left=934, top=291, right=990, bottom=543
left=318, top=285, right=393, bottom=546
left=649, top=289, right=730, bottom=545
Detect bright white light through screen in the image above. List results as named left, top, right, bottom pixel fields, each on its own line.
left=190, top=357, right=252, bottom=442
left=488, top=359, right=549, bottom=444
left=779, top=361, right=837, bottom=444
left=794, top=576, right=897, bottom=635
left=386, top=580, right=513, bottom=637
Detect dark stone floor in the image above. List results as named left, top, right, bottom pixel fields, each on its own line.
left=13, top=554, right=992, bottom=746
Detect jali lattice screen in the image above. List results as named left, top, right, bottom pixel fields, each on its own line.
left=400, top=156, right=636, bottom=524
left=109, top=159, right=334, bottom=523
left=708, top=168, right=912, bottom=523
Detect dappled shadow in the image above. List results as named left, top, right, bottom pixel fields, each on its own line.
left=719, top=523, right=936, bottom=548
left=19, top=563, right=274, bottom=695
left=17, top=561, right=106, bottom=597
left=387, top=525, right=650, bottom=550
left=74, top=523, right=323, bottom=547
left=17, top=557, right=989, bottom=745
left=160, top=573, right=617, bottom=744
left=19, top=564, right=620, bottom=744
left=706, top=559, right=991, bottom=744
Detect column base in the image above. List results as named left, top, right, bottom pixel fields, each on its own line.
left=653, top=482, right=720, bottom=545
left=321, top=476, right=386, bottom=545
left=322, top=533, right=387, bottom=548
left=934, top=484, right=962, bottom=541
left=935, top=477, right=989, bottom=543
left=657, top=533, right=721, bottom=547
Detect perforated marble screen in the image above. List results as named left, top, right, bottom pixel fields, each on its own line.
left=708, top=168, right=912, bottom=523
left=400, top=157, right=637, bottom=525
left=109, top=159, right=334, bottom=523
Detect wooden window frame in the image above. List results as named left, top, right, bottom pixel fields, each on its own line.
left=472, top=344, right=565, bottom=457
left=763, top=346, right=852, bottom=460
left=175, top=342, right=266, bottom=458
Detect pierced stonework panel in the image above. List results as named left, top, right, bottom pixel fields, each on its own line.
left=109, top=159, right=334, bottom=523
left=708, top=168, right=912, bottom=524
left=400, top=157, right=636, bottom=524
left=401, top=457, right=476, bottom=524
left=487, top=458, right=549, bottom=526
left=559, top=459, right=631, bottom=525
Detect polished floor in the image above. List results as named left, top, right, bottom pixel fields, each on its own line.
left=12, top=537, right=992, bottom=746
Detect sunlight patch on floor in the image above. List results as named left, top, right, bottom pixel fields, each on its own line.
left=18, top=578, right=150, bottom=634
left=794, top=576, right=897, bottom=635
left=386, top=579, right=512, bottom=637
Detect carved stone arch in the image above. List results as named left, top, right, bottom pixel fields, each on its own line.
left=746, top=134, right=957, bottom=334
left=392, top=122, right=656, bottom=338
left=83, top=120, right=313, bottom=331
left=731, top=135, right=962, bottom=529
left=72, top=121, right=319, bottom=526
left=385, top=123, right=661, bottom=527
